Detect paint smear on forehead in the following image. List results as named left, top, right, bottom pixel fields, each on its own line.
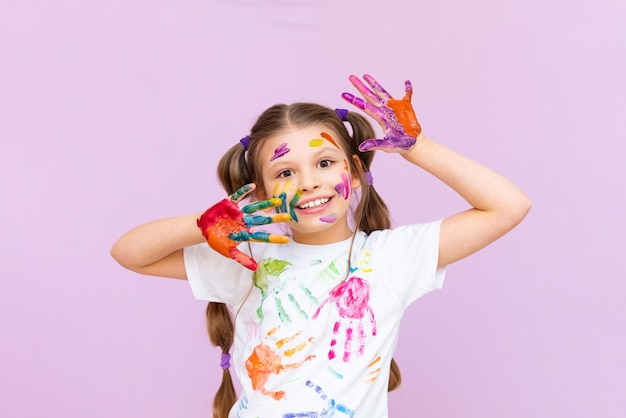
left=335, top=173, right=351, bottom=200
left=320, top=132, right=340, bottom=149
left=320, top=213, right=338, bottom=223
left=309, top=138, right=324, bottom=148
left=270, top=143, right=290, bottom=162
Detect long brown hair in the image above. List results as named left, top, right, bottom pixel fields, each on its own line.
left=206, top=103, right=400, bottom=417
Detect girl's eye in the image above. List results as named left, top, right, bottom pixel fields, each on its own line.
left=278, top=169, right=295, bottom=178
left=318, top=159, right=333, bottom=169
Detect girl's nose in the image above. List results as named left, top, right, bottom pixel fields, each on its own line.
left=298, top=171, right=321, bottom=192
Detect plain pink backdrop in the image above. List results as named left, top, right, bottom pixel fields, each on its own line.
left=1, top=0, right=624, bottom=417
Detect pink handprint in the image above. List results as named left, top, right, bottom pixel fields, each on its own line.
left=341, top=74, right=422, bottom=152
left=312, top=276, right=377, bottom=362
left=197, top=184, right=291, bottom=271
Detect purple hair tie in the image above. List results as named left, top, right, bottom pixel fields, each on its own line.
left=220, top=353, right=231, bottom=370
left=335, top=108, right=349, bottom=121
left=240, top=135, right=250, bottom=150
left=364, top=171, right=374, bottom=186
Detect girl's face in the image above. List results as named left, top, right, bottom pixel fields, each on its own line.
left=258, top=124, right=361, bottom=245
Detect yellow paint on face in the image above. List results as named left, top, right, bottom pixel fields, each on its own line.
left=309, top=138, right=324, bottom=147
left=273, top=179, right=295, bottom=197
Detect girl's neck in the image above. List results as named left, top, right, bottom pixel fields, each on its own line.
left=290, top=226, right=354, bottom=245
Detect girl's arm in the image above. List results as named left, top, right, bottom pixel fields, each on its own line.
left=402, top=136, right=531, bottom=267
left=111, top=184, right=291, bottom=278
left=110, top=213, right=203, bottom=280
left=342, top=74, right=530, bottom=268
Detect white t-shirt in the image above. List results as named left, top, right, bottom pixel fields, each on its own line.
left=184, top=221, right=446, bottom=418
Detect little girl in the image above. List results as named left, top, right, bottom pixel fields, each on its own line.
left=111, top=74, right=531, bottom=417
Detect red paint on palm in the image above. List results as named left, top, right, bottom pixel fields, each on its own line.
left=197, top=198, right=257, bottom=271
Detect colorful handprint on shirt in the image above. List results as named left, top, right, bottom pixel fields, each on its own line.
left=245, top=328, right=315, bottom=400
left=282, top=380, right=355, bottom=417
left=312, top=276, right=377, bottom=362
left=254, top=258, right=319, bottom=324
left=197, top=184, right=291, bottom=271
left=342, top=74, right=422, bottom=152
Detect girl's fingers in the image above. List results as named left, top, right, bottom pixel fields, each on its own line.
left=358, top=139, right=390, bottom=152
left=341, top=93, right=383, bottom=123
left=341, top=92, right=366, bottom=110
left=230, top=183, right=255, bottom=202
left=348, top=75, right=385, bottom=105
left=229, top=248, right=258, bottom=271
left=243, top=197, right=282, bottom=213
left=358, top=135, right=416, bottom=152
left=248, top=231, right=290, bottom=244
left=403, top=80, right=413, bottom=101
left=363, top=74, right=393, bottom=101
left=269, top=213, right=291, bottom=224
left=243, top=213, right=291, bottom=227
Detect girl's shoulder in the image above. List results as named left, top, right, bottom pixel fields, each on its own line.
left=361, top=219, right=443, bottom=248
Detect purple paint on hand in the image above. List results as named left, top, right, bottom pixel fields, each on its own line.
left=270, top=143, right=290, bottom=161
left=342, top=74, right=422, bottom=153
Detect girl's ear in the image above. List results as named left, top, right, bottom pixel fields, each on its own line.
left=351, top=155, right=363, bottom=189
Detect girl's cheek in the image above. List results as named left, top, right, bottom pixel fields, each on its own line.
left=334, top=173, right=351, bottom=200
left=272, top=179, right=296, bottom=199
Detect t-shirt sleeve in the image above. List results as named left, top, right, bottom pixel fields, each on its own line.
left=183, top=243, right=254, bottom=305
left=369, top=220, right=446, bottom=309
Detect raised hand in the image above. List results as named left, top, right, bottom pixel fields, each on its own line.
left=342, top=74, right=422, bottom=152
left=197, top=184, right=291, bottom=271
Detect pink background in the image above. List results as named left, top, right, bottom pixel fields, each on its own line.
left=1, top=0, right=624, bottom=417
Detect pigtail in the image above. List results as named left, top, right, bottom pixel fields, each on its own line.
left=217, top=143, right=252, bottom=195
left=206, top=302, right=237, bottom=418
left=205, top=143, right=254, bottom=418
left=345, top=112, right=392, bottom=233
left=345, top=111, right=401, bottom=392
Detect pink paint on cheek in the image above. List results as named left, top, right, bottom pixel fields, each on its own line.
left=319, top=213, right=338, bottom=223
left=334, top=173, right=351, bottom=200
left=270, top=143, right=290, bottom=161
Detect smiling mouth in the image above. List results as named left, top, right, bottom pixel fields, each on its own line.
left=297, top=197, right=330, bottom=210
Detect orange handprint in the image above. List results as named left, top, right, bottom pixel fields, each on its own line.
left=245, top=328, right=315, bottom=400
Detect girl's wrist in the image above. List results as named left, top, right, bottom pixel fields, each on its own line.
left=402, top=133, right=428, bottom=159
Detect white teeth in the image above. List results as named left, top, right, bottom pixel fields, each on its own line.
left=298, top=197, right=329, bottom=209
